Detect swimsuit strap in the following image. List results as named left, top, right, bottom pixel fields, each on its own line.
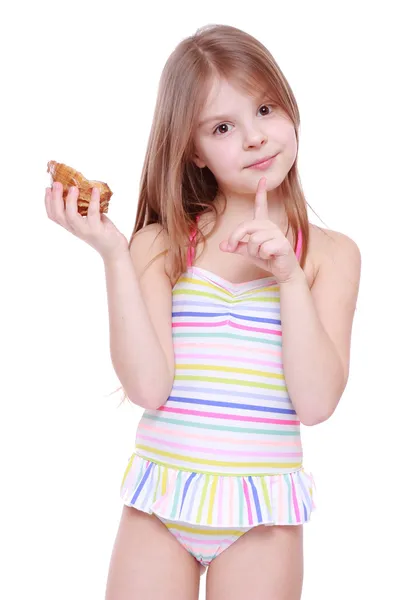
left=187, top=216, right=303, bottom=267
left=187, top=214, right=200, bottom=267
left=295, top=227, right=303, bottom=260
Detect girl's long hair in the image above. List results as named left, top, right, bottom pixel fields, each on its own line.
left=111, top=24, right=326, bottom=406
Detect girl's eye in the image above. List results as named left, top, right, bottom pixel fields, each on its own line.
left=213, top=123, right=233, bottom=136
left=212, top=105, right=273, bottom=136
left=258, top=104, right=273, bottom=116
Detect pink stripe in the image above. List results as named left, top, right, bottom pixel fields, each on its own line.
left=174, top=534, right=237, bottom=546
left=278, top=476, right=284, bottom=522
left=217, top=478, right=224, bottom=526
left=296, top=228, right=303, bottom=259
left=229, top=478, right=234, bottom=523
left=138, top=423, right=301, bottom=446
left=242, top=479, right=253, bottom=525
left=172, top=320, right=282, bottom=336
left=174, top=342, right=282, bottom=357
left=290, top=474, right=301, bottom=523
left=175, top=353, right=283, bottom=369
left=159, top=406, right=300, bottom=426
left=137, top=434, right=302, bottom=458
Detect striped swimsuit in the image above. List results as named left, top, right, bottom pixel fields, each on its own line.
left=120, top=220, right=316, bottom=568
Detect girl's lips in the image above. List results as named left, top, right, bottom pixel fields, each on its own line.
left=246, top=154, right=277, bottom=170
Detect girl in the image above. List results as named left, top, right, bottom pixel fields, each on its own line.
left=45, top=24, right=361, bottom=600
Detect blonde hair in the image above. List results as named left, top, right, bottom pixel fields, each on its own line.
left=110, top=24, right=327, bottom=406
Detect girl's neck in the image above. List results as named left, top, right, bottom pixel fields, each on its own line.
left=212, top=187, right=289, bottom=231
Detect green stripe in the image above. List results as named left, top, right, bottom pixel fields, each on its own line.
left=174, top=375, right=286, bottom=391
left=238, top=478, right=244, bottom=526
left=285, top=474, right=293, bottom=524
left=171, top=471, right=183, bottom=519
left=172, top=332, right=282, bottom=346
left=142, top=413, right=299, bottom=436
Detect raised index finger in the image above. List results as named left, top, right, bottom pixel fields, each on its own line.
left=254, top=177, right=269, bottom=221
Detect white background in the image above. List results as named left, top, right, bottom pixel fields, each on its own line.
left=2, top=1, right=399, bottom=598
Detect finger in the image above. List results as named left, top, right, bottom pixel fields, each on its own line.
left=65, top=186, right=86, bottom=231
left=45, top=187, right=54, bottom=220
left=225, top=221, right=274, bottom=252
left=87, top=187, right=101, bottom=226
left=51, top=181, right=67, bottom=221
left=254, top=177, right=268, bottom=221
left=259, top=240, right=280, bottom=259
left=247, top=231, right=274, bottom=257
left=230, top=241, right=269, bottom=269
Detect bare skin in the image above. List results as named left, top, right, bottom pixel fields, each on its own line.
left=105, top=506, right=202, bottom=600
left=206, top=524, right=304, bottom=600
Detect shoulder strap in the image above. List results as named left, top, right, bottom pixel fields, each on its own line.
left=187, top=214, right=200, bottom=267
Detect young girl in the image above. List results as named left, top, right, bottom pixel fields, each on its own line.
left=45, top=24, right=361, bottom=600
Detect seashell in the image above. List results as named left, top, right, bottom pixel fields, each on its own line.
left=47, top=160, right=113, bottom=216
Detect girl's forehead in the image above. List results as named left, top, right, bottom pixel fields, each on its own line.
left=203, top=76, right=267, bottom=109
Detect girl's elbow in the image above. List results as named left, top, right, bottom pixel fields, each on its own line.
left=137, top=380, right=172, bottom=411
left=299, top=404, right=337, bottom=426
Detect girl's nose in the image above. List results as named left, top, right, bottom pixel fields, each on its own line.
left=243, top=128, right=268, bottom=149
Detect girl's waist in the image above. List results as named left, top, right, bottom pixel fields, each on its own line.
left=135, top=414, right=303, bottom=476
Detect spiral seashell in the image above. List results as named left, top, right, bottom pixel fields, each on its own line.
left=47, top=160, right=113, bottom=216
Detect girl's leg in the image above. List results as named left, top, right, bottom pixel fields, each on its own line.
left=105, top=505, right=201, bottom=600
left=205, top=524, right=303, bottom=600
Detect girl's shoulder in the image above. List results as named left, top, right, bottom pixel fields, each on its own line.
left=309, top=224, right=361, bottom=287
left=130, top=222, right=170, bottom=277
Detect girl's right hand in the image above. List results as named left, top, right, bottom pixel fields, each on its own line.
left=45, top=181, right=129, bottom=262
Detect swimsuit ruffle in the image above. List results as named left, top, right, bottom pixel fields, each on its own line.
left=120, top=453, right=316, bottom=528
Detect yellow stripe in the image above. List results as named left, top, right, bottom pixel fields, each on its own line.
left=154, top=464, right=161, bottom=503
left=261, top=477, right=273, bottom=516
left=120, top=454, right=134, bottom=488
left=135, top=452, right=303, bottom=477
left=173, top=288, right=280, bottom=304
left=197, top=474, right=210, bottom=524
left=161, top=465, right=168, bottom=495
left=176, top=363, right=284, bottom=380
left=207, top=476, right=219, bottom=525
left=136, top=445, right=301, bottom=470
left=164, top=522, right=245, bottom=535
left=174, top=375, right=286, bottom=390
left=177, top=276, right=279, bottom=296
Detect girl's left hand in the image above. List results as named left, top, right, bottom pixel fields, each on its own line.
left=219, top=177, right=304, bottom=284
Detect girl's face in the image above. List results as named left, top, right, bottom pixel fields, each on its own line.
left=193, top=77, right=298, bottom=199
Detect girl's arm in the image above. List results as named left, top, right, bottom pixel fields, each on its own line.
left=103, top=224, right=175, bottom=410
left=280, top=230, right=361, bottom=426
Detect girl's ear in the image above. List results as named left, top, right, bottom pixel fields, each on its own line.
left=192, top=153, right=207, bottom=169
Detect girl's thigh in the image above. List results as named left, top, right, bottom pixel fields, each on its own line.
left=206, top=524, right=303, bottom=600
left=105, top=505, right=201, bottom=600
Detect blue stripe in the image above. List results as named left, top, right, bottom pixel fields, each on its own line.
left=173, top=311, right=281, bottom=325
left=130, top=462, right=155, bottom=504
left=173, top=299, right=281, bottom=314
left=168, top=396, right=296, bottom=415
left=298, top=475, right=312, bottom=515
left=248, top=476, right=263, bottom=523
left=302, top=500, right=308, bottom=521
left=171, top=385, right=292, bottom=405
left=179, top=472, right=197, bottom=517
